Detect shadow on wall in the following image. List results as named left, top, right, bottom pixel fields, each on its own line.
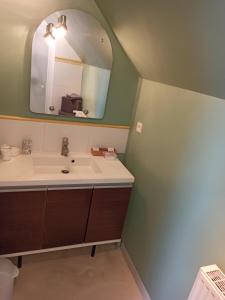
left=123, top=80, right=225, bottom=300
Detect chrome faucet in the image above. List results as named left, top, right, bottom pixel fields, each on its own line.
left=61, top=137, right=69, bottom=157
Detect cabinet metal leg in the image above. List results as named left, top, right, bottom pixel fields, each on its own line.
left=17, top=256, right=23, bottom=268
left=91, top=245, right=96, bottom=257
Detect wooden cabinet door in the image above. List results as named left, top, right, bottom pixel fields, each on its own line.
left=0, top=190, right=46, bottom=255
left=85, top=188, right=132, bottom=243
left=44, top=189, right=92, bottom=248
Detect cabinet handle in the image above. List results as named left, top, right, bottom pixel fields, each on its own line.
left=47, top=185, right=93, bottom=191
left=0, top=187, right=47, bottom=193
left=0, top=184, right=132, bottom=193
left=94, top=184, right=133, bottom=189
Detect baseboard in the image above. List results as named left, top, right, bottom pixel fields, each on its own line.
left=121, top=244, right=152, bottom=300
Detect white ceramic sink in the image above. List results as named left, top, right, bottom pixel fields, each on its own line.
left=32, top=155, right=102, bottom=175
left=0, top=153, right=134, bottom=186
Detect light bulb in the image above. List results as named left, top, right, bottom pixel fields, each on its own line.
left=52, top=25, right=67, bottom=39
left=52, top=15, right=67, bottom=39
left=44, top=23, right=55, bottom=47
left=45, top=33, right=56, bottom=47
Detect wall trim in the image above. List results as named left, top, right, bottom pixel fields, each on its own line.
left=1, top=239, right=121, bottom=258
left=0, top=115, right=130, bottom=129
left=55, top=56, right=83, bottom=65
left=121, top=244, right=152, bottom=300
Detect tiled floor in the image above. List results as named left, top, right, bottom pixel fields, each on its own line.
left=13, top=245, right=144, bottom=300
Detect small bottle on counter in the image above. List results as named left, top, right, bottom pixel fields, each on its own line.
left=0, top=144, right=12, bottom=161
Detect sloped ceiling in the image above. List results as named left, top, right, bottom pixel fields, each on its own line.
left=96, top=0, right=225, bottom=99
left=47, top=9, right=112, bottom=69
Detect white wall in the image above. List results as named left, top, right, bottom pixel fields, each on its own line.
left=55, top=38, right=81, bottom=61
left=30, top=21, right=49, bottom=114
left=52, top=62, right=83, bottom=113
left=50, top=38, right=83, bottom=114
left=45, top=45, right=56, bottom=114
left=81, top=65, right=110, bottom=118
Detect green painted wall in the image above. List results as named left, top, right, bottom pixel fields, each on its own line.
left=0, top=0, right=139, bottom=126
left=124, top=79, right=225, bottom=299
left=97, top=0, right=225, bottom=101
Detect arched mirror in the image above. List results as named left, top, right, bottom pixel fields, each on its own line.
left=30, top=9, right=112, bottom=119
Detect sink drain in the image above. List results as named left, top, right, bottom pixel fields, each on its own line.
left=61, top=169, right=70, bottom=174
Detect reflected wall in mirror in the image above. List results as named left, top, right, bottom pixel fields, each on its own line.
left=30, top=9, right=113, bottom=119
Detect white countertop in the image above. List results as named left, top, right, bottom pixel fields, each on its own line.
left=0, top=153, right=134, bottom=188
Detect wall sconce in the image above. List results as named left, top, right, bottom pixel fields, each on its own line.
left=44, top=15, right=67, bottom=46
left=52, top=15, right=67, bottom=39
left=44, top=23, right=55, bottom=46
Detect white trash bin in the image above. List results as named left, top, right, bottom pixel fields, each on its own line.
left=0, top=259, right=19, bottom=300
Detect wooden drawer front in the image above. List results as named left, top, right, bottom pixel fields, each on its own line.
left=0, top=191, right=46, bottom=255
left=44, top=189, right=92, bottom=248
left=85, top=188, right=131, bottom=243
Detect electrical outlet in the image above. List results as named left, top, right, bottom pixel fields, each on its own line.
left=136, top=122, right=143, bottom=133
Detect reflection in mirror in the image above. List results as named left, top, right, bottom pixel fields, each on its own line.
left=30, top=9, right=112, bottom=119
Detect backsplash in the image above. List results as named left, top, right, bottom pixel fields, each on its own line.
left=0, top=119, right=129, bottom=154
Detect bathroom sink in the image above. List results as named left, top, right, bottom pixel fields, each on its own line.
left=69, top=157, right=102, bottom=175
left=32, top=155, right=102, bottom=175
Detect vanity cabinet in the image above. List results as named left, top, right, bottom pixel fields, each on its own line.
left=0, top=191, right=46, bottom=255
left=0, top=186, right=132, bottom=256
left=44, top=189, right=92, bottom=248
left=85, top=188, right=132, bottom=243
